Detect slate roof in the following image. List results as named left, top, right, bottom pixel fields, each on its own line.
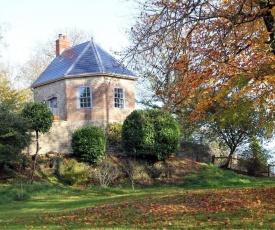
left=32, top=40, right=136, bottom=88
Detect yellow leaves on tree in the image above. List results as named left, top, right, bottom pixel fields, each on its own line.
left=0, top=74, right=31, bottom=111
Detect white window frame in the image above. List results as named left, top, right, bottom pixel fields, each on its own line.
left=114, top=87, right=125, bottom=109
left=78, top=86, right=92, bottom=109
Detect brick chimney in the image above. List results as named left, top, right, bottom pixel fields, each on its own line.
left=55, top=34, right=70, bottom=56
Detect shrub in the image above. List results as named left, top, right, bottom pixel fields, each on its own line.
left=92, top=157, right=120, bottom=188
left=71, top=126, right=106, bottom=163
left=122, top=109, right=180, bottom=160
left=238, top=136, right=268, bottom=176
left=57, top=159, right=89, bottom=185
left=122, top=158, right=153, bottom=189
left=106, top=123, right=122, bottom=147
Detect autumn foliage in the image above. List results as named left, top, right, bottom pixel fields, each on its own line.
left=1, top=187, right=275, bottom=229
left=126, top=0, right=275, bottom=122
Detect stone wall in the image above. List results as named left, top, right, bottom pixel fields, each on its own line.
left=26, top=120, right=104, bottom=155
left=33, top=80, right=67, bottom=120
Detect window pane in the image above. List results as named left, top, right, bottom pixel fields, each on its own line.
left=78, top=87, right=92, bottom=108
left=114, top=88, right=124, bottom=109
left=49, top=97, right=57, bottom=108
left=79, top=88, right=85, bottom=95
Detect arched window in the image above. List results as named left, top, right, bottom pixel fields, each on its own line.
left=78, top=86, right=92, bottom=108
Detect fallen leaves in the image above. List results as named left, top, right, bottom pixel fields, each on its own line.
left=2, top=187, right=275, bottom=229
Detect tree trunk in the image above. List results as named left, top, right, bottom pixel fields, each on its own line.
left=30, top=130, right=40, bottom=184
left=221, top=153, right=233, bottom=169
left=260, top=0, right=275, bottom=55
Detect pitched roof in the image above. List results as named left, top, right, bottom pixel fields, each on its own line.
left=32, top=40, right=136, bottom=88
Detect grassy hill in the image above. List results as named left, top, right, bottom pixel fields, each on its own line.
left=0, top=159, right=275, bottom=229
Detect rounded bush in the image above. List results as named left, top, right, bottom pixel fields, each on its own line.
left=71, top=126, right=106, bottom=163
left=122, top=109, right=180, bottom=160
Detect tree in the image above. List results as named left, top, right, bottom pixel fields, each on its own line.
left=202, top=97, right=273, bottom=168
left=0, top=25, right=32, bottom=106
left=0, top=105, right=30, bottom=171
left=0, top=23, right=6, bottom=55
left=0, top=66, right=32, bottom=112
left=239, top=136, right=269, bottom=175
left=124, top=0, right=275, bottom=122
left=21, top=102, right=53, bottom=184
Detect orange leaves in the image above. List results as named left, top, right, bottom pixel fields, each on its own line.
left=98, top=188, right=273, bottom=227
left=2, top=187, right=275, bottom=229
left=127, top=0, right=275, bottom=122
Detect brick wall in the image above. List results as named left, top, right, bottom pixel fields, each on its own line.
left=65, top=76, right=136, bottom=124
left=104, top=76, right=136, bottom=124
left=65, top=77, right=107, bottom=122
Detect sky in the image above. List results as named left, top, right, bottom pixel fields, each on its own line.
left=0, top=0, right=137, bottom=64
left=0, top=0, right=274, bottom=151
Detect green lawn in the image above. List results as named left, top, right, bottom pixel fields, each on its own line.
left=0, top=165, right=275, bottom=229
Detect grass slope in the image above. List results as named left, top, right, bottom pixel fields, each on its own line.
left=182, top=164, right=275, bottom=188
left=0, top=164, right=274, bottom=229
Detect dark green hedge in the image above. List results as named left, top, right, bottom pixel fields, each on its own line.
left=71, top=126, right=106, bottom=163
left=122, top=109, right=180, bottom=160
left=0, top=105, right=30, bottom=170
